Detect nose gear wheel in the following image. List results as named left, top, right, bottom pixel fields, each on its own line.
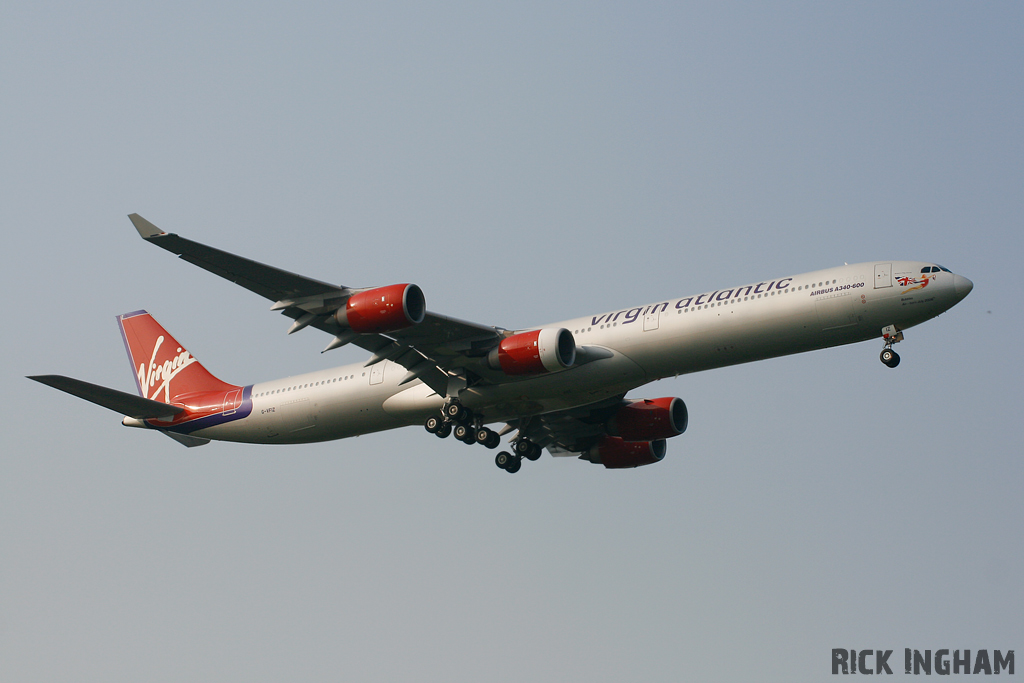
left=880, top=348, right=900, bottom=368
left=879, top=325, right=903, bottom=369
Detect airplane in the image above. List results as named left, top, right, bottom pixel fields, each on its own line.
left=29, top=214, right=974, bottom=473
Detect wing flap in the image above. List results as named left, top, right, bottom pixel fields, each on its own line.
left=509, top=395, right=626, bottom=454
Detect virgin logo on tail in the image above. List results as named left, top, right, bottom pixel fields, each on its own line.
left=137, top=334, right=197, bottom=402
left=118, top=310, right=237, bottom=403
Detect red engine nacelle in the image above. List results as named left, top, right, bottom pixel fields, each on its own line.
left=486, top=328, right=576, bottom=376
left=608, top=397, right=688, bottom=441
left=334, top=284, right=426, bottom=334
left=584, top=436, right=666, bottom=469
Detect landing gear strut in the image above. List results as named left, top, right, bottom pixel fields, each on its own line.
left=879, top=324, right=903, bottom=369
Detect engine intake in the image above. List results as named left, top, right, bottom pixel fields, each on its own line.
left=583, top=436, right=666, bottom=469
left=486, top=328, right=576, bottom=376
left=608, top=397, right=688, bottom=441
left=334, top=284, right=425, bottom=334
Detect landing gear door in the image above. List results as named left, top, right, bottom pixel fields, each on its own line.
left=874, top=263, right=892, bottom=289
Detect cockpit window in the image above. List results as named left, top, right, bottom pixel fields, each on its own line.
left=937, top=265, right=951, bottom=272
left=921, top=267, right=932, bottom=273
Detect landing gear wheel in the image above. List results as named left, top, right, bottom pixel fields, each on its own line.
left=505, top=456, right=522, bottom=474
left=524, top=443, right=542, bottom=461
left=495, top=451, right=512, bottom=470
left=453, top=423, right=475, bottom=443
left=476, top=428, right=498, bottom=448
left=424, top=415, right=442, bottom=434
left=880, top=348, right=900, bottom=368
left=513, top=440, right=533, bottom=457
left=435, top=422, right=452, bottom=438
left=444, top=402, right=468, bottom=423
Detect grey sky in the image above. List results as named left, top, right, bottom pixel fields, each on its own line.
left=3, top=2, right=1021, bottom=681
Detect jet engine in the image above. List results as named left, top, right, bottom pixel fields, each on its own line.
left=486, top=328, right=576, bottom=376
left=607, top=397, right=688, bottom=441
left=334, top=283, right=426, bottom=333
left=582, top=436, right=666, bottom=469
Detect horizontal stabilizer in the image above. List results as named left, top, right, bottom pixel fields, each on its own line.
left=28, top=375, right=184, bottom=419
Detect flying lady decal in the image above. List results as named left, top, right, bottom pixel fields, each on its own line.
left=897, top=274, right=931, bottom=294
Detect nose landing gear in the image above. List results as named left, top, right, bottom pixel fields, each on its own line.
left=879, top=324, right=903, bottom=368
left=880, top=348, right=900, bottom=368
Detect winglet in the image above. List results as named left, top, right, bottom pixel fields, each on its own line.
left=128, top=213, right=166, bottom=239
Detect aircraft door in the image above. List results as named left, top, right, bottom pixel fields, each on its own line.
left=874, top=263, right=892, bottom=289
left=222, top=388, right=242, bottom=415
left=370, top=360, right=386, bottom=385
left=643, top=308, right=661, bottom=331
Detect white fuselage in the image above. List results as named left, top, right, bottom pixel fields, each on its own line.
left=189, top=261, right=970, bottom=444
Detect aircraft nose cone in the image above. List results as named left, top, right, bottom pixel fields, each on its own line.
left=954, top=274, right=974, bottom=299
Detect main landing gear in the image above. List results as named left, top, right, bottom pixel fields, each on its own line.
left=424, top=401, right=541, bottom=474
left=494, top=450, right=520, bottom=473
left=879, top=324, right=903, bottom=368
left=493, top=439, right=542, bottom=474
left=424, top=401, right=500, bottom=447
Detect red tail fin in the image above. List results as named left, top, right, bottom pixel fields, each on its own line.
left=117, top=310, right=237, bottom=402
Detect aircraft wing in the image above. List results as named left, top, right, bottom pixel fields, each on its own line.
left=129, top=214, right=349, bottom=301
left=129, top=214, right=502, bottom=395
